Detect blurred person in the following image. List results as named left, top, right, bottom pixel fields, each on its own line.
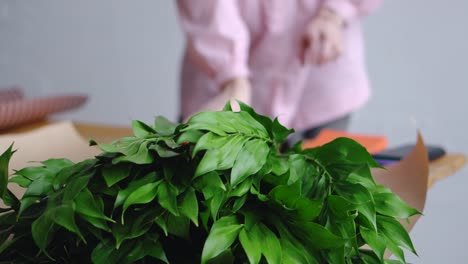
left=176, top=0, right=382, bottom=143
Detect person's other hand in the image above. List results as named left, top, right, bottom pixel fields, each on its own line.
left=301, top=8, right=345, bottom=65
left=201, top=77, right=252, bottom=113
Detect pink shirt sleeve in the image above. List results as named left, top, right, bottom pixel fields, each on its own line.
left=323, top=0, right=383, bottom=22
left=176, top=0, right=250, bottom=88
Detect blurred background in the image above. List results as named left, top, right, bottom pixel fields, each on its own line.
left=0, top=1, right=466, bottom=262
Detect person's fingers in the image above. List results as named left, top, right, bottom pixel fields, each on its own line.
left=318, top=35, right=333, bottom=65
left=308, top=30, right=322, bottom=65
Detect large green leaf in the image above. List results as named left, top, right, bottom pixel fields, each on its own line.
left=122, top=181, right=161, bottom=221
left=8, top=175, right=32, bottom=188
left=374, top=192, right=420, bottom=219
left=114, top=172, right=158, bottom=208
left=194, top=171, right=226, bottom=200
left=195, top=135, right=248, bottom=177
left=132, top=120, right=156, bottom=138
left=231, top=139, right=269, bottom=186
left=75, top=188, right=114, bottom=222
left=179, top=188, right=198, bottom=226
left=166, top=214, right=190, bottom=238
left=41, top=158, right=74, bottom=173
left=0, top=144, right=14, bottom=198
left=239, top=228, right=262, bottom=264
left=113, top=211, right=154, bottom=249
left=47, top=202, right=85, bottom=242
left=113, top=141, right=154, bottom=165
left=256, top=224, right=283, bottom=264
left=272, top=118, right=294, bottom=144
left=360, top=226, right=386, bottom=261
left=377, top=215, right=417, bottom=255
left=335, top=183, right=376, bottom=231
left=102, top=163, right=131, bottom=187
left=31, top=213, right=56, bottom=256
left=274, top=220, right=318, bottom=264
left=157, top=181, right=179, bottom=216
left=311, top=137, right=381, bottom=168
left=292, top=221, right=346, bottom=250
left=154, top=115, right=177, bottom=136
left=201, top=216, right=242, bottom=263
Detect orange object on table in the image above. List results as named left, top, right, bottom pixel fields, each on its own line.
left=302, top=129, right=389, bottom=154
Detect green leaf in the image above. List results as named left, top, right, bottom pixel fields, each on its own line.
left=336, top=183, right=376, bottom=231
left=231, top=139, right=269, bottom=186
left=196, top=134, right=248, bottom=177
left=374, top=192, right=420, bottom=219
left=176, top=129, right=204, bottom=144
left=157, top=181, right=179, bottom=216
left=41, top=158, right=74, bottom=173
left=272, top=118, right=294, bottom=144
left=99, top=137, right=141, bottom=155
left=18, top=196, right=39, bottom=217
left=360, top=226, right=386, bottom=261
left=275, top=221, right=318, bottom=264
left=255, top=223, right=282, bottom=264
left=114, top=172, right=158, bottom=208
left=22, top=174, right=54, bottom=197
left=31, top=214, right=56, bottom=256
left=313, top=137, right=381, bottom=168
left=323, top=247, right=345, bottom=264
left=232, top=195, right=247, bottom=212
left=113, top=211, right=154, bottom=249
left=0, top=144, right=14, bottom=198
left=91, top=239, right=125, bottom=263
left=166, top=214, right=190, bottom=238
left=122, top=181, right=161, bottom=221
left=153, top=144, right=180, bottom=158
left=239, top=228, right=262, bottom=264
left=75, top=188, right=114, bottom=222
left=102, top=163, right=131, bottom=187
left=292, top=221, right=346, bottom=250
left=179, top=188, right=198, bottom=226
left=208, top=190, right=226, bottom=220
left=270, top=182, right=301, bottom=209
left=48, top=202, right=85, bottom=242
left=229, top=177, right=253, bottom=197
left=269, top=154, right=289, bottom=176
left=201, top=216, right=242, bottom=263
left=62, top=174, right=93, bottom=202
left=132, top=120, right=156, bottom=138
left=154, top=115, right=177, bottom=136
left=144, top=235, right=169, bottom=263
left=113, top=141, right=154, bottom=165
left=237, top=101, right=273, bottom=137
left=328, top=195, right=357, bottom=220
left=194, top=171, right=226, bottom=200
left=8, top=175, right=32, bottom=188
left=377, top=215, right=417, bottom=255
left=79, top=214, right=110, bottom=231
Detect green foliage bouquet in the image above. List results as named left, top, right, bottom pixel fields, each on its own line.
left=0, top=102, right=420, bottom=263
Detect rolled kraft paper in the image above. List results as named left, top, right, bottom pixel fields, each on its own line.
left=373, top=133, right=429, bottom=232
left=0, top=87, right=24, bottom=103
left=0, top=122, right=101, bottom=205
left=0, top=95, right=88, bottom=130
left=372, top=133, right=429, bottom=258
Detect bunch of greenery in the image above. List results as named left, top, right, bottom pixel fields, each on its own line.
left=0, top=102, right=420, bottom=263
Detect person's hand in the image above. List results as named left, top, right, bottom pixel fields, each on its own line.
left=201, top=77, right=252, bottom=113
left=301, top=8, right=345, bottom=65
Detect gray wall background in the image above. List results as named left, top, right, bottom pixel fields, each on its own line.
left=0, top=1, right=466, bottom=262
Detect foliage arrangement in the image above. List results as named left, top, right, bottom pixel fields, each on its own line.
left=0, top=102, right=420, bottom=263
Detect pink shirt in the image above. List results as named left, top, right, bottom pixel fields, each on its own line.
left=176, top=0, right=382, bottom=131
